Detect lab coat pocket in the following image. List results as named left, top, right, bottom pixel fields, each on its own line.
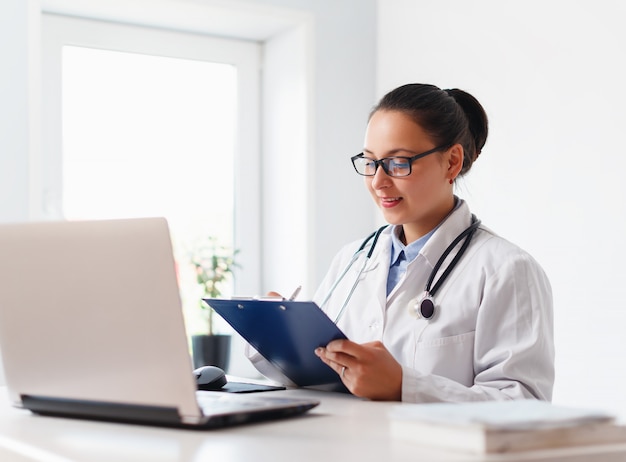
left=414, top=330, right=475, bottom=387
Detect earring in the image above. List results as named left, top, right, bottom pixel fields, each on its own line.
left=449, top=178, right=454, bottom=184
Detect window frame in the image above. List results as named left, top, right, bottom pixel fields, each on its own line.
left=41, top=13, right=262, bottom=294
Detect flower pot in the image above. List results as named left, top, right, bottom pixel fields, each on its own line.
left=191, top=334, right=231, bottom=371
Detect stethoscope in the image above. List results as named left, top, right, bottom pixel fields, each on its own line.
left=319, top=215, right=481, bottom=323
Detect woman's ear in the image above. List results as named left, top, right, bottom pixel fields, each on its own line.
left=447, top=144, right=464, bottom=179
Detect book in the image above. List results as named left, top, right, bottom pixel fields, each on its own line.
left=389, top=400, right=626, bottom=454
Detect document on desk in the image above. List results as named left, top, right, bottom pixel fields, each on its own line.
left=204, top=298, right=347, bottom=387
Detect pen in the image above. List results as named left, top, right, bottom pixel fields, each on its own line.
left=288, top=285, right=302, bottom=301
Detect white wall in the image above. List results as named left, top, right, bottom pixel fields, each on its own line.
left=248, top=0, right=378, bottom=294
left=378, top=0, right=626, bottom=414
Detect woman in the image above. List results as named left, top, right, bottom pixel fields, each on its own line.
left=249, top=83, right=554, bottom=403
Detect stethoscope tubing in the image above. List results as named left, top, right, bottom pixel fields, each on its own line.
left=319, top=225, right=388, bottom=323
left=425, top=215, right=480, bottom=297
left=320, top=217, right=480, bottom=324
left=414, top=215, right=480, bottom=319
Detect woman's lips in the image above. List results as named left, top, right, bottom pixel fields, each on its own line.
left=380, top=197, right=402, bottom=208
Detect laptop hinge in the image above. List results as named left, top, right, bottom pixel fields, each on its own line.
left=22, top=394, right=183, bottom=426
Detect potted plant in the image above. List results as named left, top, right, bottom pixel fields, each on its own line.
left=189, top=237, right=239, bottom=371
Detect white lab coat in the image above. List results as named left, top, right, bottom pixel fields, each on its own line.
left=247, top=200, right=555, bottom=403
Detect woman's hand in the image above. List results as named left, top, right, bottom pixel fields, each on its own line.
left=315, top=339, right=402, bottom=401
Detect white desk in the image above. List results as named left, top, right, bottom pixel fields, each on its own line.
left=1, top=387, right=626, bottom=462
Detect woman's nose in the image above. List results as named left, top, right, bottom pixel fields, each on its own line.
left=370, top=165, right=391, bottom=189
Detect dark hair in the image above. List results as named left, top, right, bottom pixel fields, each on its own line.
left=370, top=83, right=488, bottom=176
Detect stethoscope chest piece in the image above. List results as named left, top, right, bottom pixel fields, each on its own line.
left=410, top=291, right=436, bottom=320
left=408, top=214, right=480, bottom=322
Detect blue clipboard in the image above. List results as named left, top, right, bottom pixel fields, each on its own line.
left=204, top=298, right=347, bottom=387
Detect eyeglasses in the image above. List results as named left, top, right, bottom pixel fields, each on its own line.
left=351, top=145, right=449, bottom=177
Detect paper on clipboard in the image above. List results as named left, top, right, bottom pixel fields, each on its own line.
left=203, top=298, right=347, bottom=387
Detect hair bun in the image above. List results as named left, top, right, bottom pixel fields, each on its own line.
left=444, top=88, right=488, bottom=161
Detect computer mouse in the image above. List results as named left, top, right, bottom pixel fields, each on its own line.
left=193, top=365, right=227, bottom=391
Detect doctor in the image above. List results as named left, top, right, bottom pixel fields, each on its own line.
left=248, top=83, right=555, bottom=403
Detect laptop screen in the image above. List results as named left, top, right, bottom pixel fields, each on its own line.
left=0, top=217, right=203, bottom=422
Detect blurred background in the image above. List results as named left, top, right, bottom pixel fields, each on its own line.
left=2, top=0, right=625, bottom=416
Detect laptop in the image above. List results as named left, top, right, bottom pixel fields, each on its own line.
left=0, top=217, right=318, bottom=428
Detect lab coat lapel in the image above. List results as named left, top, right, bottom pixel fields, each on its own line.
left=419, top=201, right=473, bottom=272
left=369, top=232, right=393, bottom=312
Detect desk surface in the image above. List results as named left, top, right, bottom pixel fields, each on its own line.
left=1, top=387, right=626, bottom=462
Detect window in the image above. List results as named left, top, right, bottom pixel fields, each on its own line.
left=42, top=14, right=261, bottom=333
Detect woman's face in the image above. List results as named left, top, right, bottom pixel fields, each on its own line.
left=363, top=110, right=462, bottom=242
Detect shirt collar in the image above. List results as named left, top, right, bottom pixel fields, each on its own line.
left=389, top=225, right=435, bottom=265
left=389, top=196, right=462, bottom=265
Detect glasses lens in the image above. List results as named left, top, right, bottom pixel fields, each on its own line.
left=353, top=156, right=377, bottom=175
left=352, top=156, right=413, bottom=177
left=383, top=158, right=411, bottom=177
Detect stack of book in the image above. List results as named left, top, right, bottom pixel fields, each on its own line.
left=389, top=400, right=626, bottom=454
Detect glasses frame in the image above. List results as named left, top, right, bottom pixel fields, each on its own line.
left=351, top=144, right=449, bottom=177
